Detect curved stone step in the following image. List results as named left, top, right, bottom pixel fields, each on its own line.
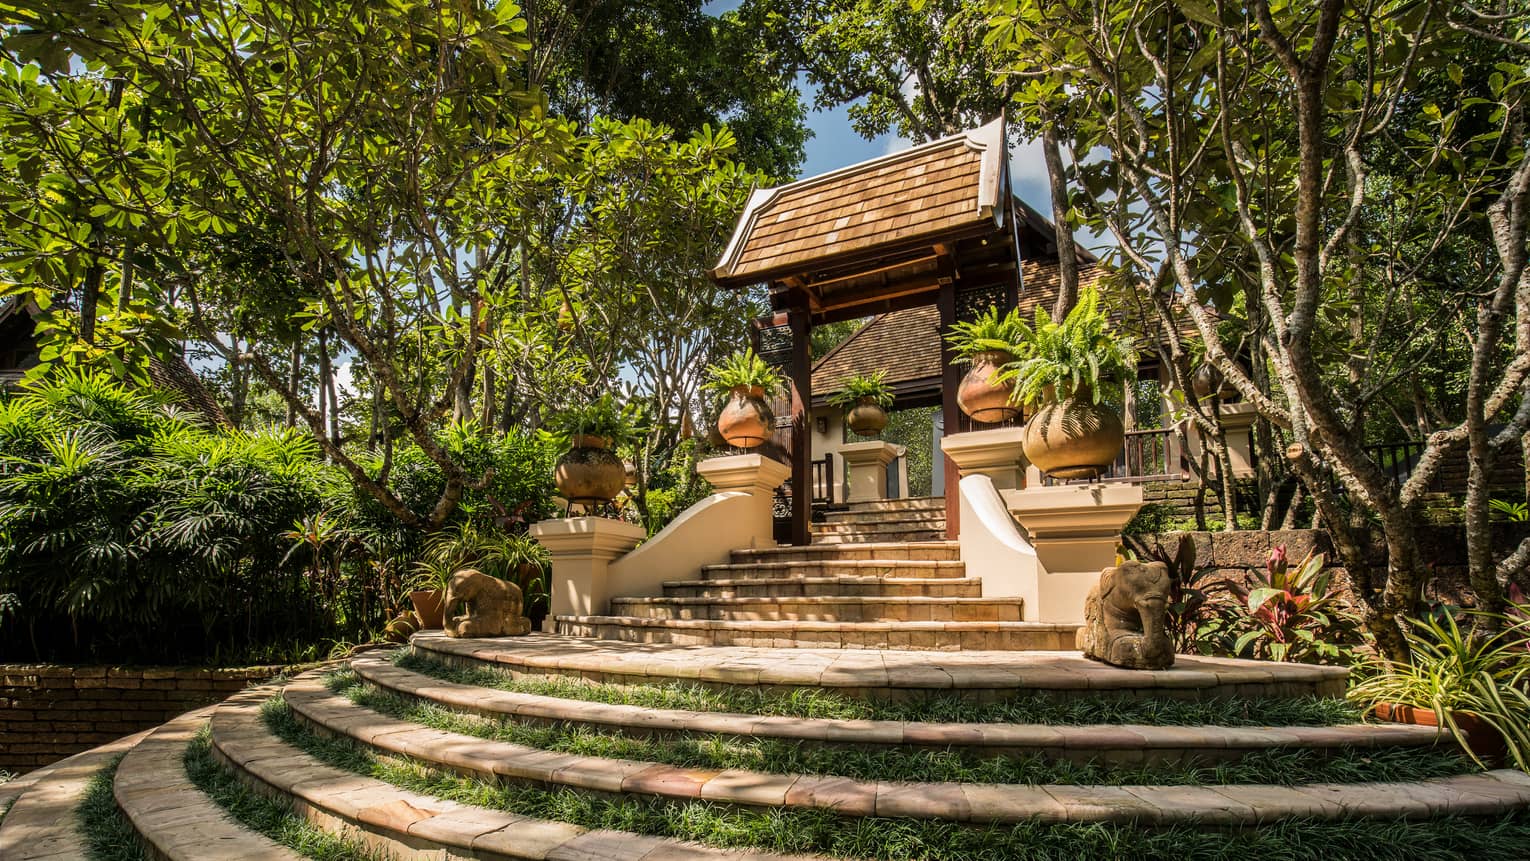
left=664, top=576, right=981, bottom=599
left=351, top=653, right=1442, bottom=765
left=555, top=615, right=1071, bottom=650
left=210, top=684, right=816, bottom=861
left=0, top=727, right=153, bottom=860
left=114, top=706, right=299, bottom=860
left=284, top=671, right=1530, bottom=827
left=609, top=595, right=1022, bottom=623
left=701, top=559, right=967, bottom=581
left=411, top=632, right=1350, bottom=701
left=730, top=542, right=960, bottom=563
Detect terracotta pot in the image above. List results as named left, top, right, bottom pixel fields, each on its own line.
left=555, top=442, right=626, bottom=503
left=717, top=385, right=773, bottom=448
left=1022, top=392, right=1125, bottom=480
left=1372, top=702, right=1508, bottom=764
left=957, top=349, right=1020, bottom=424
left=570, top=433, right=611, bottom=450
left=409, top=589, right=445, bottom=629
left=845, top=397, right=889, bottom=437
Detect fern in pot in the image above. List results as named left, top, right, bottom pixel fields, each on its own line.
left=1000, top=288, right=1136, bottom=479
left=705, top=349, right=783, bottom=449
left=546, top=394, right=638, bottom=506
left=827, top=371, right=894, bottom=437
left=945, top=306, right=1029, bottom=423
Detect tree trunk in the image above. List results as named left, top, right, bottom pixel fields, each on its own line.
left=1043, top=120, right=1080, bottom=320
left=285, top=341, right=301, bottom=428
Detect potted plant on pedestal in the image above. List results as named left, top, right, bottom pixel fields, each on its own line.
left=547, top=394, right=636, bottom=507
left=945, top=306, right=1028, bottom=423
left=1002, top=288, right=1136, bottom=479
left=704, top=348, right=783, bottom=449
left=827, top=371, right=894, bottom=437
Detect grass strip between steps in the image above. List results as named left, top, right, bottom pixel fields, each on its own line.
left=182, top=727, right=383, bottom=861
left=265, top=694, right=1530, bottom=861
left=326, top=670, right=1474, bottom=787
left=396, top=649, right=1362, bottom=726
left=77, top=755, right=149, bottom=861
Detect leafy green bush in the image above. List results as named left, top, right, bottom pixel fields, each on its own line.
left=0, top=374, right=560, bottom=663
left=1223, top=546, right=1362, bottom=664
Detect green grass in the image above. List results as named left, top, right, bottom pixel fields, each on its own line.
left=396, top=649, right=1363, bottom=726
left=182, top=728, right=382, bottom=860
left=262, top=696, right=1530, bottom=861
left=77, top=756, right=149, bottom=861
left=328, top=670, right=1473, bottom=786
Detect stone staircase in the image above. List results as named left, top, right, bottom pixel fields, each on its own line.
left=9, top=635, right=1530, bottom=860
left=554, top=496, right=1092, bottom=649
left=811, top=495, right=947, bottom=544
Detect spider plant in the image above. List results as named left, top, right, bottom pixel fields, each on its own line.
left=1349, top=606, right=1530, bottom=769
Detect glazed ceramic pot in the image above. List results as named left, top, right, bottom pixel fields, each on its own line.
left=845, top=397, right=889, bottom=437
left=957, top=349, right=1020, bottom=424
left=1022, top=390, right=1125, bottom=480
left=554, top=437, right=626, bottom=503
left=717, top=385, right=773, bottom=448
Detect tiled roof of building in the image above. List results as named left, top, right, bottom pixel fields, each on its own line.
left=810, top=260, right=1111, bottom=400
left=712, top=120, right=1006, bottom=285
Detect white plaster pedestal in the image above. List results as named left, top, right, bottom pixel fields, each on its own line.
left=1002, top=482, right=1144, bottom=621
left=839, top=440, right=899, bottom=502
left=940, top=427, right=1027, bottom=489
left=531, top=517, right=646, bottom=618
left=696, top=453, right=791, bottom=529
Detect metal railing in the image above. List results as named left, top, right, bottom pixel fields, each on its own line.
left=1040, top=426, right=1182, bottom=486
left=1365, top=439, right=1427, bottom=487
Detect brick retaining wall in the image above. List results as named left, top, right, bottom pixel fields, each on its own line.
left=0, top=663, right=293, bottom=773
left=1125, top=523, right=1530, bottom=607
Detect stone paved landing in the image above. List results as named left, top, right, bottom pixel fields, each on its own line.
left=412, top=632, right=1350, bottom=700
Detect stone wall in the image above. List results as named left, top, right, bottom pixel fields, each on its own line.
left=1124, top=523, right=1530, bottom=607
left=0, top=663, right=291, bottom=773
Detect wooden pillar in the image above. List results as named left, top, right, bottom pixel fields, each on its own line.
left=788, top=306, right=812, bottom=546
left=938, top=281, right=960, bottom=539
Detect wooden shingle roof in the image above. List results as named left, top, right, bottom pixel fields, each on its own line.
left=712, top=119, right=1006, bottom=286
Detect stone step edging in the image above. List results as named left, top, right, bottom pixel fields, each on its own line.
left=114, top=705, right=300, bottom=861
left=410, top=632, right=1349, bottom=701
left=0, top=727, right=155, bottom=860
left=350, top=653, right=1442, bottom=765
left=209, top=685, right=819, bottom=861
left=282, top=672, right=1530, bottom=827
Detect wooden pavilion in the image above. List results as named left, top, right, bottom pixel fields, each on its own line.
left=710, top=118, right=1051, bottom=545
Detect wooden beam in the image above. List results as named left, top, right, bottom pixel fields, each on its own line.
left=788, top=306, right=812, bottom=546
left=938, top=280, right=960, bottom=538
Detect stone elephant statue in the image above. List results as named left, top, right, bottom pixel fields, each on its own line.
left=1080, top=559, right=1174, bottom=669
left=443, top=569, right=531, bottom=638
